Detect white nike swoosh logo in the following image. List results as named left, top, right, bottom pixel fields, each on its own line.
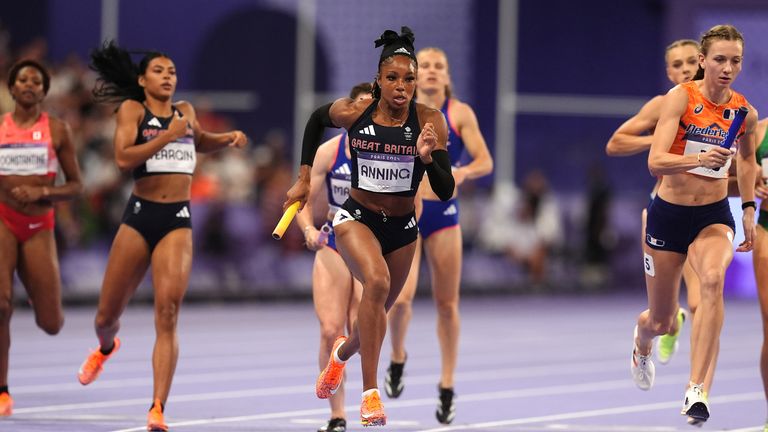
left=29, top=222, right=43, bottom=229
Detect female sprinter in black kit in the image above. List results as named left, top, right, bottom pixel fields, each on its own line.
left=284, top=27, right=454, bottom=427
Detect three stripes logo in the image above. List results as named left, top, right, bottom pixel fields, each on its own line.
left=442, top=204, right=457, bottom=216
left=404, top=216, right=417, bottom=230
left=359, top=125, right=376, bottom=136
left=333, top=163, right=351, bottom=175
left=148, top=117, right=162, bottom=128
left=176, top=206, right=191, bottom=218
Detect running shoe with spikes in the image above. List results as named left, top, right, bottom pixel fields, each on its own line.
left=147, top=398, right=168, bottom=431
left=384, top=357, right=405, bottom=398
left=317, top=336, right=347, bottom=399
left=656, top=308, right=688, bottom=364
left=318, top=417, right=347, bottom=432
left=360, top=389, right=386, bottom=427
left=0, top=392, right=13, bottom=416
left=78, top=337, right=121, bottom=385
left=682, top=383, right=709, bottom=422
left=435, top=386, right=456, bottom=424
left=630, top=326, right=655, bottom=390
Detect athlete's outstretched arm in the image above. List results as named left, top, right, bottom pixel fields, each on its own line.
left=606, top=95, right=664, bottom=157
left=180, top=102, right=247, bottom=153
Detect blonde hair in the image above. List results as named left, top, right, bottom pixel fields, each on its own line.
left=700, top=24, right=744, bottom=56
left=664, top=39, right=699, bottom=63
left=416, top=47, right=453, bottom=99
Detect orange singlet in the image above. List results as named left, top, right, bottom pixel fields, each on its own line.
left=669, top=81, right=748, bottom=179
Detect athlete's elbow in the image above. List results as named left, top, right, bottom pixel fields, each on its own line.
left=115, top=157, right=135, bottom=173
left=70, top=180, right=84, bottom=197
left=605, top=138, right=619, bottom=156
left=437, top=182, right=455, bottom=202
left=648, top=161, right=661, bottom=177
left=482, top=159, right=494, bottom=176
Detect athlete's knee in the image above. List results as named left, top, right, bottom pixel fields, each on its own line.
left=36, top=312, right=64, bottom=335
left=0, top=296, right=12, bottom=323
left=647, top=314, right=676, bottom=336
left=155, top=301, right=180, bottom=332
left=390, top=297, right=412, bottom=314
left=687, top=301, right=699, bottom=316
left=363, top=273, right=391, bottom=304
left=319, top=321, right=345, bottom=343
left=697, top=268, right=726, bottom=293
left=434, top=297, right=458, bottom=319
left=95, top=311, right=119, bottom=331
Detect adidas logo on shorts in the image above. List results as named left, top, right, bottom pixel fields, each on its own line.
left=404, top=216, right=416, bottom=230
left=443, top=204, right=457, bottom=216
left=176, top=206, right=191, bottom=218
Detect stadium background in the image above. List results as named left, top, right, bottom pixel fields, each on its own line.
left=1, top=0, right=767, bottom=300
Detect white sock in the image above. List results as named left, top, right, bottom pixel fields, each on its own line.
left=333, top=341, right=346, bottom=364
left=362, top=388, right=379, bottom=398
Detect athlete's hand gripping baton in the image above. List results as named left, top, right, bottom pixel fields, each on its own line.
left=720, top=106, right=749, bottom=149
left=316, top=223, right=332, bottom=244
left=272, top=202, right=300, bottom=240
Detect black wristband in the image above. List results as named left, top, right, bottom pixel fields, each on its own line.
left=742, top=201, right=757, bottom=210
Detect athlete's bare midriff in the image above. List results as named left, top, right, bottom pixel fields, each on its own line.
left=350, top=188, right=415, bottom=218
left=133, top=174, right=192, bottom=203
left=657, top=173, right=728, bottom=206
left=0, top=175, right=54, bottom=214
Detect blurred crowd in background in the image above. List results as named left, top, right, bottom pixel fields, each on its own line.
left=0, top=23, right=629, bottom=300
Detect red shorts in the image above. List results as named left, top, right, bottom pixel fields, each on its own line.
left=0, top=202, right=55, bottom=243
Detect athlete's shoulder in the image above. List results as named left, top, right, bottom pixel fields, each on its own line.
left=416, top=101, right=444, bottom=120
left=447, top=97, right=475, bottom=118
left=117, top=99, right=145, bottom=117
left=173, top=100, right=195, bottom=117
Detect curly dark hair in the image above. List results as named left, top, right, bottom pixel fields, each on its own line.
left=7, top=59, right=51, bottom=95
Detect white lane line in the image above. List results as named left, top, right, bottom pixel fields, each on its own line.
left=413, top=392, right=764, bottom=431
left=12, top=366, right=757, bottom=414
left=101, top=379, right=762, bottom=431
left=9, top=355, right=756, bottom=395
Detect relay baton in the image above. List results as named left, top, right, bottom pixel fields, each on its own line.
left=272, top=201, right=301, bottom=240
left=720, top=106, right=749, bottom=149
left=316, top=223, right=332, bottom=244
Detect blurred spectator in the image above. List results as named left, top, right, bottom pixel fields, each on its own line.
left=480, top=170, right=562, bottom=284
left=581, top=163, right=615, bottom=287
left=253, top=128, right=301, bottom=250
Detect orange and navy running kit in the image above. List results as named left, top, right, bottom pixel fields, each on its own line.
left=121, top=105, right=195, bottom=251
left=332, top=99, right=422, bottom=254
left=322, top=133, right=352, bottom=252
left=0, top=112, right=57, bottom=242
left=419, top=99, right=463, bottom=239
left=645, top=82, right=746, bottom=253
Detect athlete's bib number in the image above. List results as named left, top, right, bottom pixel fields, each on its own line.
left=329, top=178, right=350, bottom=206
left=0, top=144, right=48, bottom=175
left=357, top=152, right=414, bottom=193
left=146, top=141, right=196, bottom=174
